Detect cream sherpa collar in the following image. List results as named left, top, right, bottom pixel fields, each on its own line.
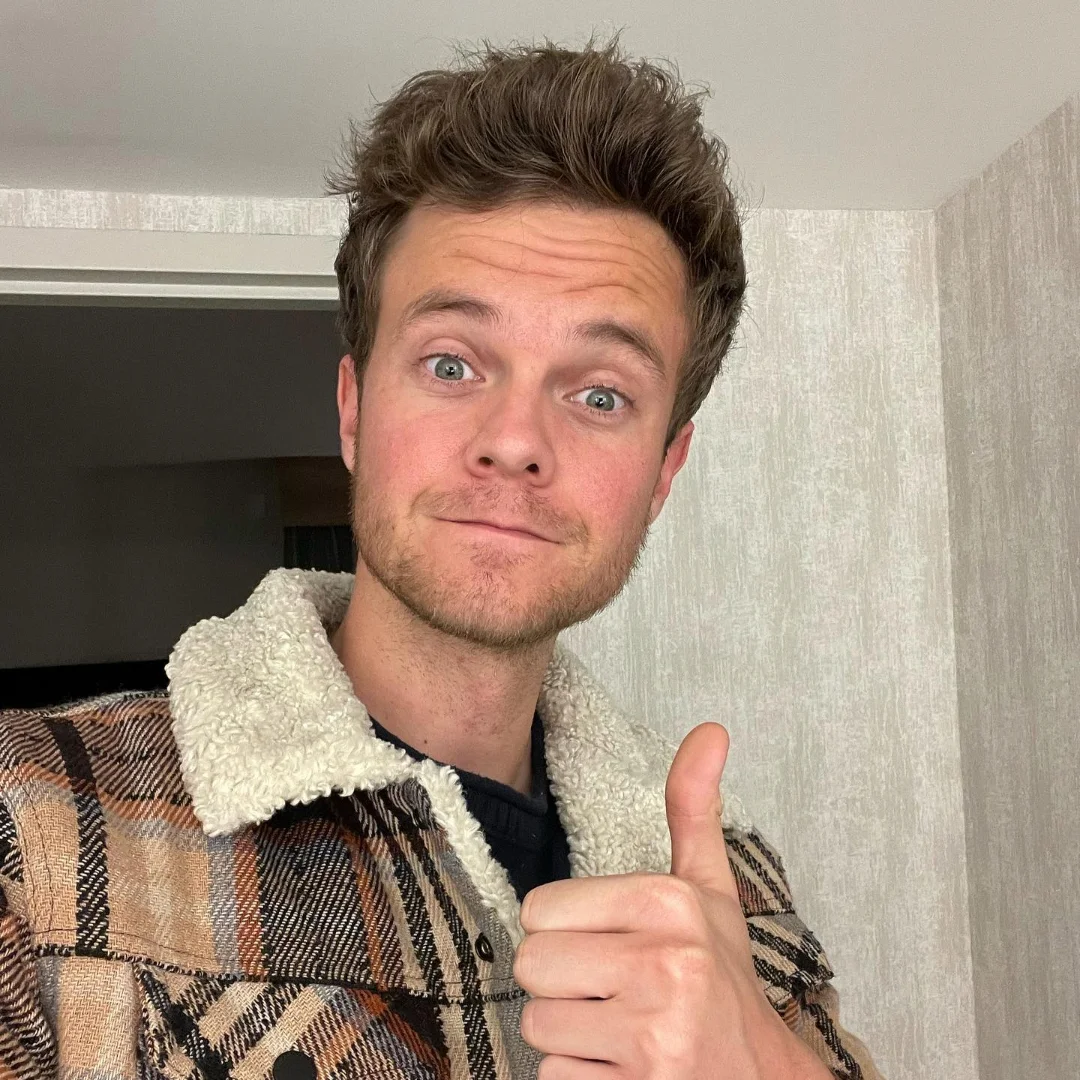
left=165, top=567, right=752, bottom=946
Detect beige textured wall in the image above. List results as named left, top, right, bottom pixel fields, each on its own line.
left=565, top=209, right=977, bottom=1080
left=936, top=94, right=1080, bottom=1080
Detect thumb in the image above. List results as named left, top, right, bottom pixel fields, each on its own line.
left=665, top=722, right=736, bottom=895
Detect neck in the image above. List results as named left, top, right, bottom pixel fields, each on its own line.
left=328, top=561, right=556, bottom=796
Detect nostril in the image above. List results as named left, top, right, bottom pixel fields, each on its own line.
left=526, top=463, right=539, bottom=473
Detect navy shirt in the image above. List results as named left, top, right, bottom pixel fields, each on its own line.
left=368, top=710, right=572, bottom=903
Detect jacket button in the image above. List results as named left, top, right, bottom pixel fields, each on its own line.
left=475, top=932, right=495, bottom=962
left=273, top=1050, right=317, bottom=1080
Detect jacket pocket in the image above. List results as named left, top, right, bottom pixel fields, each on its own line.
left=134, top=961, right=447, bottom=1080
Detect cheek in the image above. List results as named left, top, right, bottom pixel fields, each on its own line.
left=568, top=453, right=656, bottom=539
left=357, top=389, right=458, bottom=500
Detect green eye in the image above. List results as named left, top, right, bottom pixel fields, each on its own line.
left=584, top=388, right=618, bottom=412
left=432, top=355, right=468, bottom=380
left=573, top=384, right=629, bottom=413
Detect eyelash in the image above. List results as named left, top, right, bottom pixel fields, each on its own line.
left=421, top=352, right=635, bottom=414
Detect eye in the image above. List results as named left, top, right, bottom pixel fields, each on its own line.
left=424, top=352, right=477, bottom=382
left=572, top=385, right=630, bottom=414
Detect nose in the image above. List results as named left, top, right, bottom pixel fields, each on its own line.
left=464, top=384, right=553, bottom=484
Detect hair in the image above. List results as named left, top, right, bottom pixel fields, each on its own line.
left=326, top=33, right=747, bottom=451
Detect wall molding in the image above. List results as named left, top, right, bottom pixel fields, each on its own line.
left=0, top=220, right=339, bottom=304
left=0, top=187, right=346, bottom=236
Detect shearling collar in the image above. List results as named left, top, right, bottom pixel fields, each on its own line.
left=166, top=567, right=752, bottom=945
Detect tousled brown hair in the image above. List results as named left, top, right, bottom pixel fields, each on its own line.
left=327, top=34, right=746, bottom=450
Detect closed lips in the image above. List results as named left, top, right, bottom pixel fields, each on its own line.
left=449, top=519, right=551, bottom=541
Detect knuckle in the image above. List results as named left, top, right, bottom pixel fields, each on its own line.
left=645, top=875, right=697, bottom=921
left=679, top=941, right=713, bottom=979
left=641, top=1020, right=694, bottom=1067
left=652, top=941, right=712, bottom=989
left=676, top=942, right=713, bottom=980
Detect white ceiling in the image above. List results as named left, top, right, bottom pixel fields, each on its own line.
left=1, top=0, right=1077, bottom=210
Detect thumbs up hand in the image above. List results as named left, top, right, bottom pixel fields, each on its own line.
left=514, top=723, right=832, bottom=1079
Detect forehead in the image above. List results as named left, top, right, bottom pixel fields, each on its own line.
left=376, top=200, right=689, bottom=358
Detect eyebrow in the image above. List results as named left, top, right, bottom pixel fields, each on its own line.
left=392, top=287, right=667, bottom=384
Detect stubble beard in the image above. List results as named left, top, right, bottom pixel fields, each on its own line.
left=348, top=457, right=653, bottom=652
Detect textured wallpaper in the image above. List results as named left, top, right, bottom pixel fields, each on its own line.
left=565, top=208, right=976, bottom=1080
left=936, top=94, right=1080, bottom=1080
left=0, top=187, right=344, bottom=235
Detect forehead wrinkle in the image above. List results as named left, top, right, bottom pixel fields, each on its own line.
left=390, top=206, right=689, bottom=364
left=451, top=223, right=666, bottom=263
left=440, top=248, right=675, bottom=309
left=446, top=227, right=680, bottom=291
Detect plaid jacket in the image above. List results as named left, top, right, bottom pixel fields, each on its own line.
left=0, top=568, right=884, bottom=1079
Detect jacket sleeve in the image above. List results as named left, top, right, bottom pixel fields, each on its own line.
left=0, top=887, right=56, bottom=1078
left=784, top=979, right=886, bottom=1080
left=0, top=783, right=57, bottom=1078
left=728, top=826, right=887, bottom=1080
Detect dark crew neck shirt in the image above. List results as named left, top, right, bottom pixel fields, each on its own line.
left=368, top=710, right=572, bottom=903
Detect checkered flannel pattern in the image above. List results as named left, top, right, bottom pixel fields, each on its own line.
left=0, top=692, right=883, bottom=1079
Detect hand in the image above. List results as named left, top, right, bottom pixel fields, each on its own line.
left=514, top=722, right=831, bottom=1079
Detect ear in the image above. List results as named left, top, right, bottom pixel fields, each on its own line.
left=337, top=354, right=359, bottom=474
left=647, top=420, right=694, bottom=526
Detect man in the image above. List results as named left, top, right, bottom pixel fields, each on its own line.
left=0, top=38, right=884, bottom=1080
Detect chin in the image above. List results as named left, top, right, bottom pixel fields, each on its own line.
left=355, top=513, right=642, bottom=649
left=416, top=579, right=568, bottom=650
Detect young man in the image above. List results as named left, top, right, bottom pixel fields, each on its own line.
left=0, top=40, right=884, bottom=1080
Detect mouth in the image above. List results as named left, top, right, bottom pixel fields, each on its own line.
left=440, top=519, right=553, bottom=543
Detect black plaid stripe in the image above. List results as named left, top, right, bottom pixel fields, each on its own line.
left=0, top=799, right=21, bottom=884
left=337, top=804, right=412, bottom=989
left=370, top=988, right=449, bottom=1065
left=140, top=965, right=301, bottom=1075
left=349, top=787, right=451, bottom=998
left=43, top=717, right=110, bottom=954
left=745, top=826, right=788, bottom=880
left=383, top=780, right=500, bottom=1080
left=3, top=692, right=188, bottom=815
left=254, top=801, right=377, bottom=984
left=137, top=965, right=231, bottom=1080
left=747, top=913, right=835, bottom=999
left=216, top=980, right=298, bottom=1063
left=76, top=692, right=189, bottom=807
left=729, top=852, right=776, bottom=913
left=0, top=707, right=68, bottom=779
left=802, top=996, right=866, bottom=1079
left=727, top=832, right=793, bottom=912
